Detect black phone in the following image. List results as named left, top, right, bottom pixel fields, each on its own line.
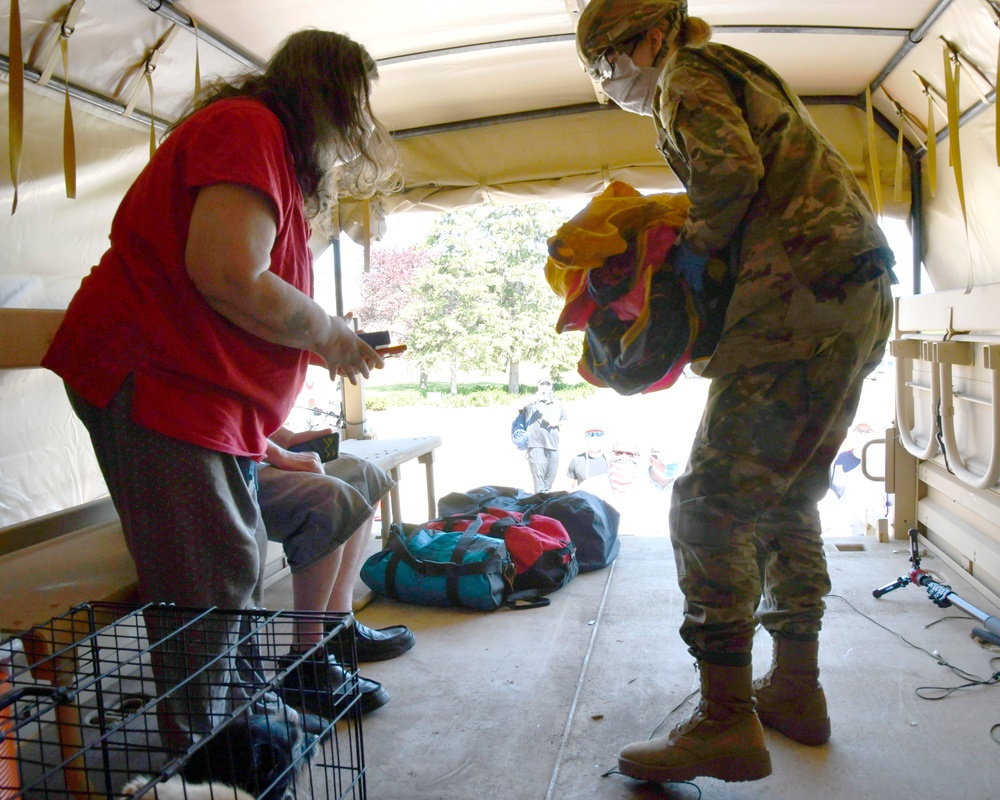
left=287, top=431, right=340, bottom=462
left=357, top=330, right=391, bottom=348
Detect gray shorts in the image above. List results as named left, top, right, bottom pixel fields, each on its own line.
left=257, top=454, right=395, bottom=573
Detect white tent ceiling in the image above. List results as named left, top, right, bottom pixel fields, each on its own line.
left=2, top=0, right=999, bottom=287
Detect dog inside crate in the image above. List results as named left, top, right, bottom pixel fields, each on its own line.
left=0, top=604, right=366, bottom=800
left=122, top=775, right=254, bottom=800
left=121, top=710, right=311, bottom=800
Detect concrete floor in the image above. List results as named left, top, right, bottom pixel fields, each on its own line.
left=264, top=533, right=1000, bottom=800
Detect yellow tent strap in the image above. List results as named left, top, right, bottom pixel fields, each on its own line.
left=943, top=43, right=966, bottom=224
left=986, top=1, right=1000, bottom=165
left=927, top=93, right=937, bottom=196
left=914, top=72, right=949, bottom=196
left=37, top=0, right=85, bottom=200
left=893, top=102, right=905, bottom=202
left=121, top=25, right=178, bottom=159
left=957, top=56, right=992, bottom=104
left=192, top=17, right=201, bottom=99
left=943, top=46, right=955, bottom=167
left=941, top=40, right=976, bottom=293
left=60, top=39, right=76, bottom=199
left=864, top=86, right=883, bottom=217
left=883, top=85, right=933, bottom=203
left=8, top=0, right=23, bottom=214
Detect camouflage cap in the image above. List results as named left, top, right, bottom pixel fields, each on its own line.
left=576, top=0, right=688, bottom=70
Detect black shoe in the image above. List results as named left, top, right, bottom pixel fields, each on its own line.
left=276, top=650, right=390, bottom=718
left=329, top=621, right=416, bottom=663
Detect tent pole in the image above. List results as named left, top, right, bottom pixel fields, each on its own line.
left=331, top=235, right=367, bottom=439
left=332, top=237, right=344, bottom=317
left=869, top=0, right=956, bottom=91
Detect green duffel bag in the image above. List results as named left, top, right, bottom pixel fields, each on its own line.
left=360, top=519, right=515, bottom=611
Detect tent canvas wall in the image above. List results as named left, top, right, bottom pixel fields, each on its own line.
left=2, top=0, right=1000, bottom=601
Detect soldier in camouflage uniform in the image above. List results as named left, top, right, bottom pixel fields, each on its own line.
left=577, top=0, right=895, bottom=784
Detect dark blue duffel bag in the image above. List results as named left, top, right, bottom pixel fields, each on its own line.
left=524, top=491, right=621, bottom=572
left=437, top=485, right=530, bottom=516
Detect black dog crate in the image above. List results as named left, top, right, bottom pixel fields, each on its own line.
left=0, top=603, right=366, bottom=800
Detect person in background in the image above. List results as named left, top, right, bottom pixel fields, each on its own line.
left=606, top=439, right=642, bottom=497
left=260, top=426, right=416, bottom=717
left=523, top=378, right=567, bottom=493
left=647, top=446, right=679, bottom=492
left=577, top=0, right=895, bottom=783
left=578, top=440, right=670, bottom=536
left=830, top=423, right=876, bottom=501
left=824, top=422, right=890, bottom=536
left=41, top=29, right=401, bottom=746
left=566, top=426, right=610, bottom=489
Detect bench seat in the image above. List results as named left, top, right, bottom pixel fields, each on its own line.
left=1, top=436, right=442, bottom=635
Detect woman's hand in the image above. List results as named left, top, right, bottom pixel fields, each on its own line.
left=314, top=316, right=384, bottom=384
left=264, top=440, right=324, bottom=474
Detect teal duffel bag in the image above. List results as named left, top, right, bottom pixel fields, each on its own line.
left=360, top=519, right=515, bottom=611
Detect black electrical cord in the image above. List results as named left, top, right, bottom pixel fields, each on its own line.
left=604, top=594, right=1000, bottom=792
left=829, top=594, right=1000, bottom=746
left=934, top=396, right=955, bottom=475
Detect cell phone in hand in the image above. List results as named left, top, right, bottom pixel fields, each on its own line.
left=357, top=330, right=391, bottom=348
left=287, top=431, right=340, bottom=462
left=376, top=343, right=407, bottom=357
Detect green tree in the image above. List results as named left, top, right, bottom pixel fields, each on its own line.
left=403, top=201, right=582, bottom=394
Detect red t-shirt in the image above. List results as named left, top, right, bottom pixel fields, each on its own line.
left=42, top=98, right=313, bottom=458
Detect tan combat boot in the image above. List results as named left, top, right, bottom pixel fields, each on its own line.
left=753, top=637, right=831, bottom=746
left=618, top=661, right=772, bottom=783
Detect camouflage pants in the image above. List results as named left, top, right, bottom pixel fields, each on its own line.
left=669, top=270, right=893, bottom=665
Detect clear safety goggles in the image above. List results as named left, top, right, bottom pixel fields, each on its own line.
left=586, top=51, right=615, bottom=81
left=585, top=32, right=648, bottom=81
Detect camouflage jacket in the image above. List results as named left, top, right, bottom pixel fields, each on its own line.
left=653, top=43, right=893, bottom=373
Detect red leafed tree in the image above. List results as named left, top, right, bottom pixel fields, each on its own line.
left=357, top=245, right=426, bottom=333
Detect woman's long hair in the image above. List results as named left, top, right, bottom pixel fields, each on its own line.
left=172, top=29, right=402, bottom=224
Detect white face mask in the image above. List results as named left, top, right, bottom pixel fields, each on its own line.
left=600, top=54, right=661, bottom=117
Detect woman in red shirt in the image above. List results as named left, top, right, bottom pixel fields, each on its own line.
left=42, top=29, right=401, bottom=745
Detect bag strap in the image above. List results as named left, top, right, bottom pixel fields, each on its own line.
left=447, top=529, right=478, bottom=607
left=503, top=589, right=551, bottom=610
left=384, top=527, right=405, bottom=603
left=385, top=520, right=498, bottom=580
left=436, top=513, right=484, bottom=533
left=487, top=516, right=519, bottom=535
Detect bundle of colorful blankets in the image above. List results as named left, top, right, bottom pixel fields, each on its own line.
left=545, top=181, right=730, bottom=395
